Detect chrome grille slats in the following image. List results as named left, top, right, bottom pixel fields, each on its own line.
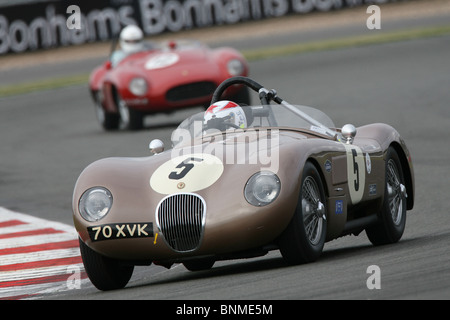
left=156, top=193, right=205, bottom=252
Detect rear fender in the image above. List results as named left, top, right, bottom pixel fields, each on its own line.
left=389, top=141, right=415, bottom=210
left=357, top=123, right=414, bottom=210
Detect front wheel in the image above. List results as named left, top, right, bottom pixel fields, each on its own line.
left=183, top=258, right=215, bottom=271
left=93, top=91, right=120, bottom=130
left=114, top=90, right=144, bottom=130
left=366, top=147, right=407, bottom=245
left=278, top=161, right=327, bottom=265
left=79, top=239, right=134, bottom=291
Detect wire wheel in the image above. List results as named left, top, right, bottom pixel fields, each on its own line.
left=366, top=147, right=407, bottom=245
left=302, top=177, right=326, bottom=246
left=278, top=162, right=327, bottom=265
left=93, top=90, right=120, bottom=130
left=386, top=159, right=405, bottom=226
left=114, top=90, right=144, bottom=130
left=117, top=97, right=131, bottom=129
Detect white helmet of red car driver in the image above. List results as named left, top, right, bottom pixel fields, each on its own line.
left=119, top=25, right=144, bottom=54
left=204, top=100, right=247, bottom=129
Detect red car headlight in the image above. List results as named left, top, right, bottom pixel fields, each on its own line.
left=129, top=77, right=148, bottom=96
left=227, top=59, right=245, bottom=76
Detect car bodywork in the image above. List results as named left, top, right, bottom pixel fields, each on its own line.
left=89, top=40, right=249, bottom=130
left=74, top=77, right=414, bottom=290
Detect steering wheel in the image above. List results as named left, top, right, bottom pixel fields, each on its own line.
left=211, top=76, right=263, bottom=104
left=211, top=76, right=283, bottom=107
left=210, top=76, right=281, bottom=127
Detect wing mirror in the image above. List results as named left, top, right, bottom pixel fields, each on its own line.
left=168, top=40, right=177, bottom=50
left=149, top=139, right=164, bottom=155
left=341, top=124, right=356, bottom=144
left=104, top=61, right=112, bottom=70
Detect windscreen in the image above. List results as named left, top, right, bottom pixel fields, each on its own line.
left=172, top=104, right=336, bottom=147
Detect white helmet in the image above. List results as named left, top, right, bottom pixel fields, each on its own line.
left=119, top=25, right=144, bottom=54
left=204, top=100, right=247, bottom=130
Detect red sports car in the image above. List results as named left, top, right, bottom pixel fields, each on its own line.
left=89, top=39, right=250, bottom=130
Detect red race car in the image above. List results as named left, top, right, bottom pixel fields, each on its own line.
left=89, top=25, right=249, bottom=130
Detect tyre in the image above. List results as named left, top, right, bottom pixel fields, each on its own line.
left=114, top=90, right=144, bottom=130
left=183, top=258, right=215, bottom=271
left=79, top=239, right=134, bottom=291
left=93, top=91, right=120, bottom=130
left=366, top=147, right=407, bottom=245
left=278, top=161, right=327, bottom=265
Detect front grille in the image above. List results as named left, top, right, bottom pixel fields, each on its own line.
left=156, top=193, right=206, bottom=252
left=166, top=81, right=216, bottom=102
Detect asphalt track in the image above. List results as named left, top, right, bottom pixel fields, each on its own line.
left=1, top=5, right=450, bottom=301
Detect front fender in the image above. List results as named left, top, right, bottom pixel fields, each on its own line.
left=89, top=65, right=108, bottom=92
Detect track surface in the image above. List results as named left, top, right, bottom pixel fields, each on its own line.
left=1, top=5, right=450, bottom=300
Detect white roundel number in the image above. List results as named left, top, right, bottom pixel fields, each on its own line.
left=150, top=154, right=224, bottom=195
left=344, top=145, right=365, bottom=205
left=145, top=52, right=179, bottom=70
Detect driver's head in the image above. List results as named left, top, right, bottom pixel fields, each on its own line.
left=204, top=100, right=247, bottom=131
left=119, top=25, right=144, bottom=54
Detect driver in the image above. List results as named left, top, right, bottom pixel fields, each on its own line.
left=111, top=25, right=145, bottom=67
left=204, top=100, right=247, bottom=131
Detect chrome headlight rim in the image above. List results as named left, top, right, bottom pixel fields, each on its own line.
left=244, top=171, right=281, bottom=207
left=129, top=77, right=148, bottom=96
left=79, top=187, right=113, bottom=222
left=227, top=59, right=245, bottom=76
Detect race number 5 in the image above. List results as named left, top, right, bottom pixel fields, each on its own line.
left=169, top=157, right=203, bottom=180
left=150, top=153, right=224, bottom=195
left=344, top=145, right=365, bottom=205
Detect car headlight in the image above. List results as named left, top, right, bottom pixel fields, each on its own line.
left=129, top=77, right=148, bottom=96
left=227, top=59, right=244, bottom=76
left=244, top=172, right=281, bottom=206
left=79, top=187, right=113, bottom=222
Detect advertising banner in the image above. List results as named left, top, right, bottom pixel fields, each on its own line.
left=0, top=0, right=396, bottom=55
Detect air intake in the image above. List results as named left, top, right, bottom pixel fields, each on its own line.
left=156, top=193, right=206, bottom=252
left=166, top=81, right=216, bottom=102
